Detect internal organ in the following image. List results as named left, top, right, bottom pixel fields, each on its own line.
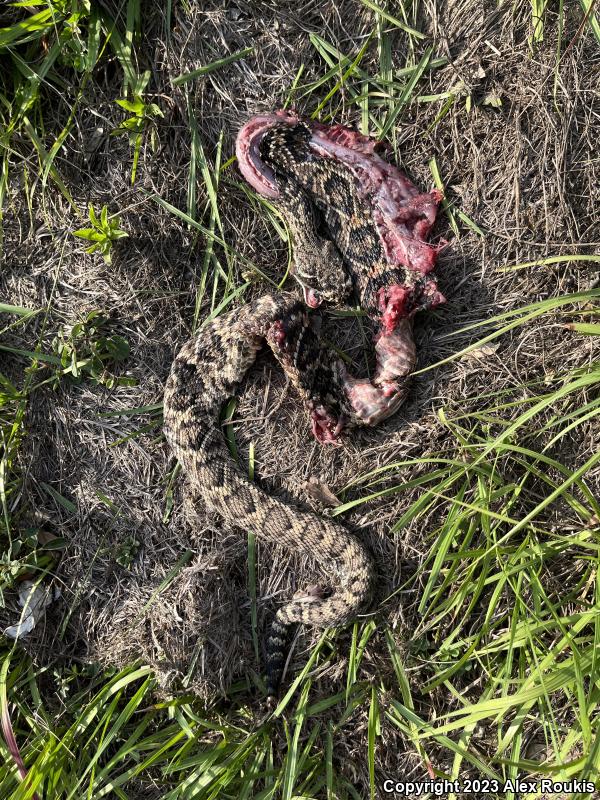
left=236, top=111, right=444, bottom=431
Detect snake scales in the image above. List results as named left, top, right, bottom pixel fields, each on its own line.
left=163, top=111, right=444, bottom=697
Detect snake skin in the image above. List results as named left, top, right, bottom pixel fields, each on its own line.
left=163, top=295, right=372, bottom=696
left=163, top=113, right=444, bottom=697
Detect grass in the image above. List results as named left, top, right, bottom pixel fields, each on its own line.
left=1, top=0, right=600, bottom=797
left=0, top=0, right=150, bottom=222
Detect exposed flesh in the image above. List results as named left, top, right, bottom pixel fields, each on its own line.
left=236, top=113, right=442, bottom=433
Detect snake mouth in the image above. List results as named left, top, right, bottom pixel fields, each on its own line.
left=302, top=285, right=322, bottom=308
left=235, top=111, right=299, bottom=198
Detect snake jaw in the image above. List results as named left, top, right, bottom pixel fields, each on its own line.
left=303, top=286, right=322, bottom=308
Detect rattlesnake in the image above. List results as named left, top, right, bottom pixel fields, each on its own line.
left=163, top=111, right=444, bottom=697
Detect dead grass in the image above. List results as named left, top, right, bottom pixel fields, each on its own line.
left=1, top=0, right=599, bottom=795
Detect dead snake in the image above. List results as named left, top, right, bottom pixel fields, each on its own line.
left=163, top=111, right=444, bottom=697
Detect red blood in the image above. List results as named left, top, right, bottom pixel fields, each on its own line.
left=269, top=320, right=286, bottom=347
left=310, top=406, right=344, bottom=445
left=312, top=122, right=378, bottom=154
left=421, top=279, right=447, bottom=309
left=377, top=285, right=410, bottom=334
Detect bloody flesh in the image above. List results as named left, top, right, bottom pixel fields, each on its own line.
left=236, top=113, right=444, bottom=435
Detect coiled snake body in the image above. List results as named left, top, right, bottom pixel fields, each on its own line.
left=164, top=112, right=444, bottom=696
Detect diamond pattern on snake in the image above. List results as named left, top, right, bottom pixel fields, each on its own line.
left=163, top=111, right=445, bottom=698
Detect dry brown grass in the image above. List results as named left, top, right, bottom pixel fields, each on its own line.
left=1, top=0, right=599, bottom=792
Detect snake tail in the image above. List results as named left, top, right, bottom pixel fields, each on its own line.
left=163, top=293, right=374, bottom=696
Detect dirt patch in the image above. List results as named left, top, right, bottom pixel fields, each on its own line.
left=1, top=0, right=599, bottom=784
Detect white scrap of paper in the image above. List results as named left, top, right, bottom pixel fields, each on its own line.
left=4, top=581, right=57, bottom=640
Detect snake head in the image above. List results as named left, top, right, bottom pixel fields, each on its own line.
left=294, top=244, right=353, bottom=309
left=293, top=262, right=352, bottom=308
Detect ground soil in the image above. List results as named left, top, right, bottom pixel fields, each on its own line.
left=1, top=0, right=599, bottom=789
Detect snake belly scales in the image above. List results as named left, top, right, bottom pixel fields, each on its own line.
left=163, top=111, right=445, bottom=697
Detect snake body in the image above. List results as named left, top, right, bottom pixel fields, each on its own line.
left=163, top=112, right=444, bottom=696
